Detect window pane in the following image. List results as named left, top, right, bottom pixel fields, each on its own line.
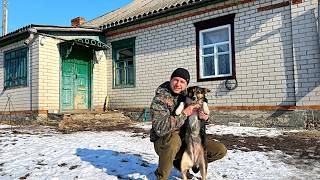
left=203, top=47, right=214, bottom=55
left=115, top=62, right=124, bottom=69
left=115, top=68, right=124, bottom=86
left=203, top=56, right=215, bottom=76
left=5, top=53, right=10, bottom=60
left=127, top=67, right=134, bottom=85
left=218, top=54, right=230, bottom=75
left=218, top=44, right=229, bottom=53
left=118, top=48, right=133, bottom=60
left=202, top=28, right=229, bottom=45
left=10, top=51, right=16, bottom=58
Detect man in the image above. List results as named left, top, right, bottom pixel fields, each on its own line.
left=150, top=68, right=227, bottom=179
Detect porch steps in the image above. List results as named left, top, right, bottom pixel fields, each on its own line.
left=56, top=111, right=136, bottom=133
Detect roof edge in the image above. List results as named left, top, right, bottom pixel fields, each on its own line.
left=101, top=0, right=228, bottom=30
left=0, top=24, right=103, bottom=47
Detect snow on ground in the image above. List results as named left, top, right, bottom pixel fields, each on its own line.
left=0, top=124, right=319, bottom=180
left=133, top=123, right=283, bottom=137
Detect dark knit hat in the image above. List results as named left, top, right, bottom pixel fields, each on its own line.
left=171, top=68, right=190, bottom=84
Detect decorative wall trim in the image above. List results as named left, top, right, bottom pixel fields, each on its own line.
left=257, top=1, right=290, bottom=12
left=258, top=0, right=304, bottom=12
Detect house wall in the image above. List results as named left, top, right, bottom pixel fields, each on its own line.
left=38, top=35, right=61, bottom=113
left=0, top=38, right=39, bottom=115
left=92, top=50, right=108, bottom=111
left=38, top=35, right=109, bottom=113
left=105, top=0, right=320, bottom=128
left=0, top=34, right=109, bottom=117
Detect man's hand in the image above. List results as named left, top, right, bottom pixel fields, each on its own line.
left=198, top=111, right=209, bottom=121
left=182, top=104, right=201, bottom=116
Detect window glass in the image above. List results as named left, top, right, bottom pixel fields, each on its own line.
left=202, top=28, right=229, bottom=45
left=200, top=25, right=232, bottom=78
left=4, top=47, right=28, bottom=89
left=112, top=38, right=135, bottom=88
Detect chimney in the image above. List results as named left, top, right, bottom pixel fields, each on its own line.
left=71, top=17, right=85, bottom=27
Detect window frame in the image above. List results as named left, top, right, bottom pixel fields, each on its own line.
left=111, top=37, right=136, bottom=89
left=3, top=47, right=28, bottom=90
left=194, top=14, right=236, bottom=82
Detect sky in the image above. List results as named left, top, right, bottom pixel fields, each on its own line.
left=0, top=0, right=133, bottom=34
left=1, top=123, right=319, bottom=179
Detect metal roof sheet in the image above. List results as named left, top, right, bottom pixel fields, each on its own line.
left=84, top=0, right=225, bottom=29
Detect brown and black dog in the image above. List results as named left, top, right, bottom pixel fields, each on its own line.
left=175, top=86, right=210, bottom=180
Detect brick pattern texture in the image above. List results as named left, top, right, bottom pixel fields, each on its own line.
left=105, top=0, right=320, bottom=109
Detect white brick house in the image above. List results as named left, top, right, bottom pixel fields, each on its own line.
left=0, top=0, right=319, bottom=128
left=0, top=25, right=109, bottom=118
left=85, top=0, right=320, bottom=128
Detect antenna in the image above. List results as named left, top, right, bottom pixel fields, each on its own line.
left=2, top=0, right=8, bottom=36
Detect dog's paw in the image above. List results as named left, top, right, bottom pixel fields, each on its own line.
left=175, top=102, right=185, bottom=115
left=203, top=102, right=210, bottom=115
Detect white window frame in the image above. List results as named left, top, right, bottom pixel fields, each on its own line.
left=199, top=24, right=233, bottom=79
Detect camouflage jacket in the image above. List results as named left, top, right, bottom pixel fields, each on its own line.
left=149, top=81, right=188, bottom=142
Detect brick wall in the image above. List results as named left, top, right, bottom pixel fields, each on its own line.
left=38, top=35, right=61, bottom=112
left=104, top=0, right=319, bottom=128
left=106, top=0, right=319, bottom=109
left=92, top=50, right=108, bottom=111
left=290, top=0, right=320, bottom=106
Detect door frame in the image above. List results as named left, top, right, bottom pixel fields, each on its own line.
left=59, top=43, right=93, bottom=112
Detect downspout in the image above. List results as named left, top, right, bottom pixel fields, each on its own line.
left=24, top=28, right=37, bottom=118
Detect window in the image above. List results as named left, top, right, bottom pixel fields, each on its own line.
left=4, top=47, right=28, bottom=89
left=195, top=14, right=236, bottom=81
left=112, top=37, right=135, bottom=88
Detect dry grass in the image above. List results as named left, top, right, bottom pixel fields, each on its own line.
left=57, top=112, right=137, bottom=133
left=283, top=130, right=320, bottom=138
left=0, top=119, right=59, bottom=127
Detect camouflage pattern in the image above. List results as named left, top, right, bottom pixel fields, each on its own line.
left=150, top=81, right=188, bottom=142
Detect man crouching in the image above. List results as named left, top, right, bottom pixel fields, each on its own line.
left=150, top=68, right=227, bottom=180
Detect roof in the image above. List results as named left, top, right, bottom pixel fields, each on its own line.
left=0, top=24, right=102, bottom=47
left=0, top=24, right=103, bottom=47
left=84, top=0, right=226, bottom=30
left=0, top=24, right=101, bottom=39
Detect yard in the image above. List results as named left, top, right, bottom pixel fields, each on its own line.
left=0, top=119, right=319, bottom=180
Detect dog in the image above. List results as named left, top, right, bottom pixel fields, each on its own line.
left=175, top=86, right=210, bottom=180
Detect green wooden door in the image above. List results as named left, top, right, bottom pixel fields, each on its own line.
left=74, top=61, right=89, bottom=109
left=62, top=60, right=74, bottom=110
left=61, top=59, right=90, bottom=111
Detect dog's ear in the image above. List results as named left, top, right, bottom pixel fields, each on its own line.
left=204, top=88, right=211, bottom=94
left=187, top=87, right=194, bottom=97
left=190, top=86, right=196, bottom=93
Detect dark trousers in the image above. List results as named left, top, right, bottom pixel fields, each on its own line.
left=154, top=130, right=227, bottom=180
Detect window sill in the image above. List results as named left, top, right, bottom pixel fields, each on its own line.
left=197, top=75, right=235, bottom=82
left=112, top=85, right=135, bottom=89
left=3, top=85, right=28, bottom=91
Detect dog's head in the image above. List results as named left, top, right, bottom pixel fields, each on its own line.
left=186, top=86, right=210, bottom=102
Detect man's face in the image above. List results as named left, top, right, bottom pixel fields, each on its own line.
left=170, top=77, right=188, bottom=94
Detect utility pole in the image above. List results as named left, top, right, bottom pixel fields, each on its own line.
left=2, top=0, right=8, bottom=36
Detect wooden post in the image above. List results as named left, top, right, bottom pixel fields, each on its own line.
left=2, top=0, right=7, bottom=36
